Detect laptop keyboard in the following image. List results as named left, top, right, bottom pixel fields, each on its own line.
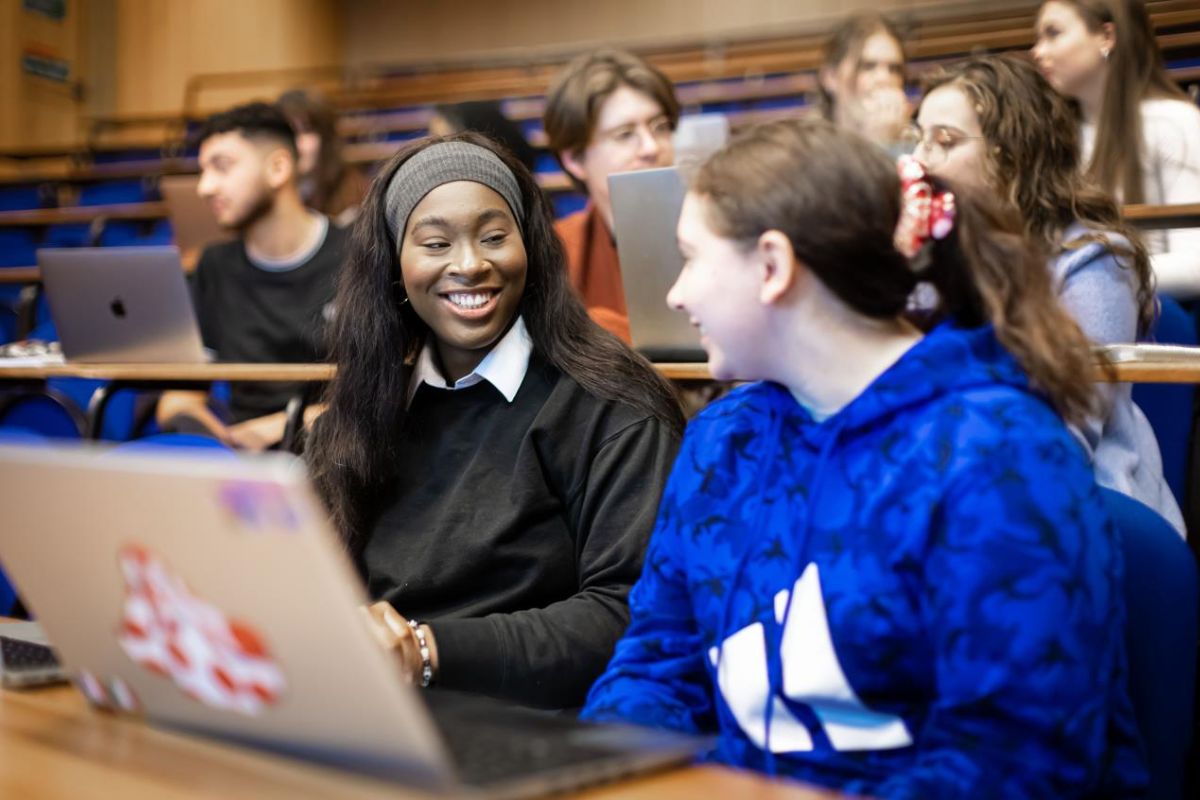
left=441, top=724, right=615, bottom=786
left=1, top=636, right=60, bottom=671
left=426, top=692, right=665, bottom=790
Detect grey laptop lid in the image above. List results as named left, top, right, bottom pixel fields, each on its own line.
left=38, top=246, right=207, bottom=363
left=0, top=445, right=705, bottom=796
left=608, top=167, right=705, bottom=362
left=159, top=174, right=232, bottom=258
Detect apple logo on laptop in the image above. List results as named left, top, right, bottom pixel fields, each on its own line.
left=116, top=543, right=287, bottom=715
left=109, top=297, right=128, bottom=319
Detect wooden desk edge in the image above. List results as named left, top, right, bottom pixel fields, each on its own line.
left=0, top=363, right=337, bottom=381
left=0, top=357, right=1198, bottom=384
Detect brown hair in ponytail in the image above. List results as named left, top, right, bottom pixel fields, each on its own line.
left=692, top=118, right=1096, bottom=426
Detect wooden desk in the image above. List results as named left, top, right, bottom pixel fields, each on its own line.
left=0, top=683, right=836, bottom=800
left=1, top=347, right=1199, bottom=389
left=0, top=251, right=202, bottom=286
left=0, top=201, right=167, bottom=228
left=661, top=346, right=1200, bottom=385
left=0, top=362, right=336, bottom=383
left=1, top=347, right=1198, bottom=441
left=1123, top=202, right=1200, bottom=230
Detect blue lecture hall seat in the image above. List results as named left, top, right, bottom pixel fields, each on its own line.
left=0, top=229, right=37, bottom=266
left=110, top=432, right=234, bottom=455
left=1133, top=295, right=1198, bottom=511
left=1101, top=488, right=1199, bottom=800
left=0, top=185, right=43, bottom=212
left=78, top=178, right=155, bottom=207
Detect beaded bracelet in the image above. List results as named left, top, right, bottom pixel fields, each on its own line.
left=407, top=619, right=434, bottom=688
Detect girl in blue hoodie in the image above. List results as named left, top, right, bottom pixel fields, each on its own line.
left=581, top=118, right=1146, bottom=798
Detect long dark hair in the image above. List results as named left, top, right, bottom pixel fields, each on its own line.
left=306, top=131, right=683, bottom=547
left=693, top=118, right=1096, bottom=427
left=923, top=55, right=1155, bottom=335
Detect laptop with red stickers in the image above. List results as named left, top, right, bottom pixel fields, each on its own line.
left=0, top=445, right=705, bottom=797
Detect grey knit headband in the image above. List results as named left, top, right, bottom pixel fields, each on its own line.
left=384, top=141, right=525, bottom=251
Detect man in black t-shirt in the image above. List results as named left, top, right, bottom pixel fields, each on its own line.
left=156, top=102, right=344, bottom=450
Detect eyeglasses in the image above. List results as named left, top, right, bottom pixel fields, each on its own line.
left=902, top=124, right=988, bottom=166
left=596, top=117, right=675, bottom=152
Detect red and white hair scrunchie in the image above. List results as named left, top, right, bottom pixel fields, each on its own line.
left=894, top=155, right=956, bottom=261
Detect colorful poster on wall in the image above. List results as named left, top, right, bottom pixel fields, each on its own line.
left=23, top=0, right=67, bottom=21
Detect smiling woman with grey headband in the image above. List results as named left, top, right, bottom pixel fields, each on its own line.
left=305, top=132, right=684, bottom=709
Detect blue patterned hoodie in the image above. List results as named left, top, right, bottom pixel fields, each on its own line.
left=582, top=322, right=1146, bottom=798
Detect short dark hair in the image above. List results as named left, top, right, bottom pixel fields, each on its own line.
left=193, top=101, right=298, bottom=158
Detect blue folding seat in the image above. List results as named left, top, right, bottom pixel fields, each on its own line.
left=1102, top=488, right=1198, bottom=800
left=0, top=229, right=38, bottom=266
left=0, top=185, right=43, bottom=212
left=78, top=178, right=151, bottom=206
left=551, top=193, right=587, bottom=219
left=1132, top=296, right=1197, bottom=509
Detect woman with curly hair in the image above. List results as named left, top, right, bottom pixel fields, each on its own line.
left=914, top=53, right=1182, bottom=534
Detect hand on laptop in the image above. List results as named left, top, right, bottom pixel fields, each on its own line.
left=360, top=601, right=439, bottom=686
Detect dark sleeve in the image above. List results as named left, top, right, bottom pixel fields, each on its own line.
left=581, top=427, right=716, bottom=733
left=191, top=248, right=218, bottom=352
left=430, top=415, right=679, bottom=708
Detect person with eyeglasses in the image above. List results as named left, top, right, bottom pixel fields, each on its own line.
left=543, top=49, right=680, bottom=343
left=914, top=54, right=1183, bottom=536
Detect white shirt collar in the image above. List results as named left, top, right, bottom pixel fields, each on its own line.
left=407, top=316, right=532, bottom=407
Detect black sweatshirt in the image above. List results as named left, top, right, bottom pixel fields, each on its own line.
left=192, top=223, right=344, bottom=422
left=362, top=356, right=678, bottom=709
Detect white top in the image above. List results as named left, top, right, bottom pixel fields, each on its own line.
left=406, top=315, right=532, bottom=407
left=1081, top=97, right=1200, bottom=298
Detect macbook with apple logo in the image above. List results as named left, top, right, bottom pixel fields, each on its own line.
left=37, top=246, right=207, bottom=363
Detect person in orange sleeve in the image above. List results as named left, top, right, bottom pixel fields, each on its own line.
left=543, top=50, right=679, bottom=343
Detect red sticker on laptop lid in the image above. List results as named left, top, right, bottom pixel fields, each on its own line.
left=115, top=544, right=286, bottom=715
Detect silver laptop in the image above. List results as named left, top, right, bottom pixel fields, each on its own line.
left=159, top=174, right=232, bottom=262
left=38, top=246, right=207, bottom=363
left=608, top=167, right=705, bottom=362
left=0, top=444, right=704, bottom=797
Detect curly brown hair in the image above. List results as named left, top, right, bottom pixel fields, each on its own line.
left=922, top=54, right=1155, bottom=335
